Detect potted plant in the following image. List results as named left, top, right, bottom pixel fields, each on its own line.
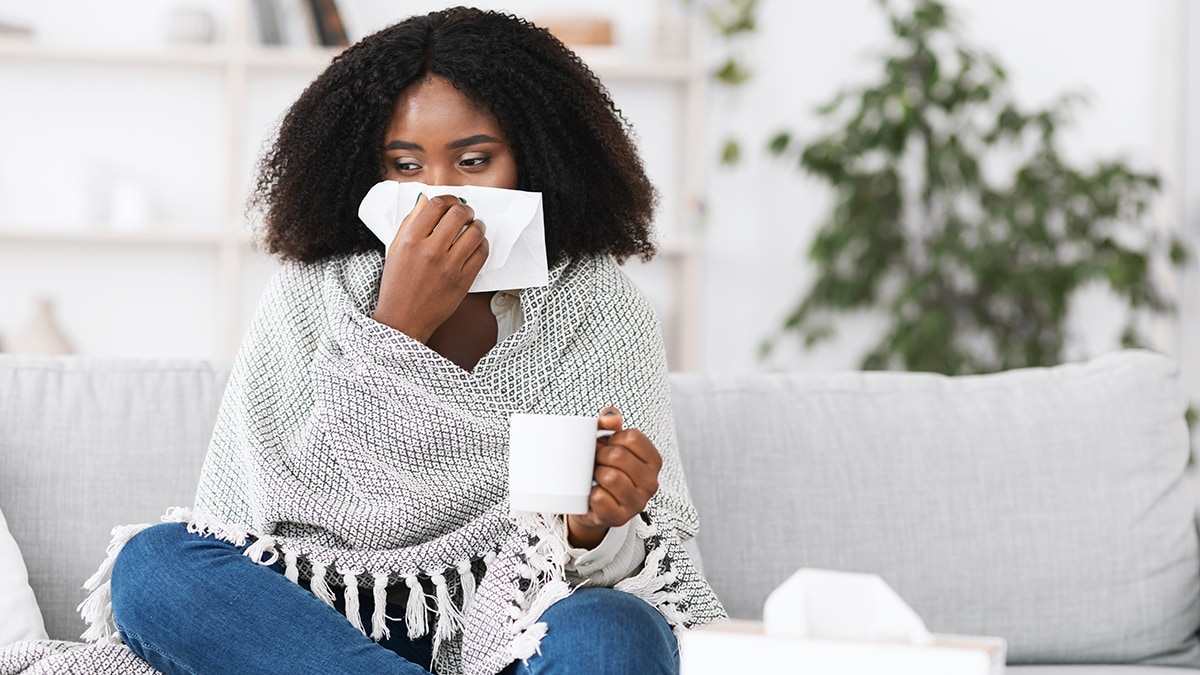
left=761, top=0, right=1189, bottom=378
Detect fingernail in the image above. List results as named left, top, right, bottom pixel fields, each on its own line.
left=458, top=196, right=468, bottom=204
left=602, top=409, right=619, bottom=417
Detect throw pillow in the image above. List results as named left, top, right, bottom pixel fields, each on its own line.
left=0, top=505, right=48, bottom=646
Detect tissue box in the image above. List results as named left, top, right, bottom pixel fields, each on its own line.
left=680, top=620, right=1005, bottom=675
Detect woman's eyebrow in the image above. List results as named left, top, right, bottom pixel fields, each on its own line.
left=447, top=134, right=501, bottom=149
left=384, top=140, right=422, bottom=151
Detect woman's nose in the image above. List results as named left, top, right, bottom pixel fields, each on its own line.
left=424, top=166, right=465, bottom=187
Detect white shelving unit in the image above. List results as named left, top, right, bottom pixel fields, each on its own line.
left=0, top=0, right=706, bottom=368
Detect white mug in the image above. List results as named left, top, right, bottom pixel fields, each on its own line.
left=508, top=413, right=611, bottom=514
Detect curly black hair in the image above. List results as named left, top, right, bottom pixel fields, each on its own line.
left=250, top=7, right=657, bottom=265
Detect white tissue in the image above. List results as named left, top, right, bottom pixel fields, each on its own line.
left=763, top=569, right=935, bottom=645
left=357, top=180, right=549, bottom=293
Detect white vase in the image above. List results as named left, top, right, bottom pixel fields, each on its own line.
left=9, top=296, right=74, bottom=355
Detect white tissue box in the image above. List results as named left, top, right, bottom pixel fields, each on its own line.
left=680, top=620, right=1006, bottom=675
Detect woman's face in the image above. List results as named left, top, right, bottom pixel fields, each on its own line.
left=382, top=76, right=519, bottom=189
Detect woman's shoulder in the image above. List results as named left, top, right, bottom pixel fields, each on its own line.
left=554, top=255, right=658, bottom=319
left=265, top=251, right=384, bottom=303
left=269, top=250, right=382, bottom=283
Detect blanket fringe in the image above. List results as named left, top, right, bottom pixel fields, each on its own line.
left=505, top=513, right=574, bottom=664
left=186, top=512, right=248, bottom=548
left=432, top=573, right=464, bottom=639
left=309, top=561, right=336, bottom=608
left=431, top=573, right=464, bottom=661
left=456, top=559, right=476, bottom=615
left=244, top=535, right=279, bottom=566
left=508, top=621, right=548, bottom=661
left=284, top=550, right=300, bottom=583
left=613, top=514, right=693, bottom=631
left=341, top=569, right=367, bottom=635
left=404, top=574, right=429, bottom=639
left=78, top=523, right=152, bottom=644
left=371, top=572, right=391, bottom=641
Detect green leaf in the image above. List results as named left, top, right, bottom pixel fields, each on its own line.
left=720, top=138, right=741, bottom=166
left=1119, top=324, right=1142, bottom=348
left=705, top=0, right=759, bottom=37
left=1170, top=238, right=1190, bottom=266
left=714, top=57, right=752, bottom=85
left=758, top=338, right=775, bottom=359
left=767, top=132, right=792, bottom=155
left=814, top=91, right=849, bottom=116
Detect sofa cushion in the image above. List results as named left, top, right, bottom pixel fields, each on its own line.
left=0, top=356, right=230, bottom=641
left=670, top=350, right=1199, bottom=667
left=1008, top=662, right=1200, bottom=667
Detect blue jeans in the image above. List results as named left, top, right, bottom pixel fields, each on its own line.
left=111, top=522, right=679, bottom=675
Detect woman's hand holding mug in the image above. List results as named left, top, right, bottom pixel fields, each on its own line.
left=567, top=407, right=663, bottom=549
left=507, top=407, right=663, bottom=550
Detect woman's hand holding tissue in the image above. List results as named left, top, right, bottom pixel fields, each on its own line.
left=567, top=408, right=664, bottom=549
left=373, top=193, right=490, bottom=342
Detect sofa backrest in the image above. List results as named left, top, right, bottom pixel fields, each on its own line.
left=2, top=351, right=1198, bottom=669
left=0, top=356, right=229, bottom=641
left=671, top=349, right=1200, bottom=668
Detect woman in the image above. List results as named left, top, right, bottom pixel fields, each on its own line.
left=94, top=7, right=724, bottom=675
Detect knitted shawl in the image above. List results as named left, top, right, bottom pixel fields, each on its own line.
left=4, top=252, right=724, bottom=675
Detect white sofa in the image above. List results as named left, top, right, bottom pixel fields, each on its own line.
left=0, top=350, right=1197, bottom=673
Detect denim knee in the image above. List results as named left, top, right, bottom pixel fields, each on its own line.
left=526, top=587, right=679, bottom=674
left=110, top=522, right=201, bottom=632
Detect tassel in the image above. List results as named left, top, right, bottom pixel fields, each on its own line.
left=78, top=581, right=116, bottom=644
left=187, top=517, right=248, bottom=547
left=244, top=535, right=279, bottom=567
left=309, top=562, right=336, bottom=608
left=614, top=546, right=670, bottom=597
left=78, top=522, right=152, bottom=644
left=404, top=574, right=428, bottom=639
left=370, top=572, right=391, bottom=641
left=508, top=578, right=571, bottom=634
left=431, top=572, right=464, bottom=642
left=430, top=572, right=465, bottom=662
left=342, top=570, right=366, bottom=635
left=161, top=506, right=192, bottom=523
left=456, top=559, right=476, bottom=615
left=634, top=518, right=658, bottom=540
left=283, top=550, right=300, bottom=584
left=82, top=524, right=147, bottom=592
left=508, top=621, right=548, bottom=662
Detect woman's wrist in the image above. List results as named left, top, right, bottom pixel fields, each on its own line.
left=566, top=515, right=609, bottom=550
left=371, top=306, right=433, bottom=343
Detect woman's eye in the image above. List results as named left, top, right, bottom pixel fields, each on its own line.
left=460, top=156, right=489, bottom=168
left=393, top=159, right=421, bottom=172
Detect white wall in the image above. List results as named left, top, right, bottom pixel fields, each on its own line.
left=700, top=0, right=1193, bottom=381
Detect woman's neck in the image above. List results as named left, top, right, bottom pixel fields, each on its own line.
left=425, top=293, right=498, bottom=372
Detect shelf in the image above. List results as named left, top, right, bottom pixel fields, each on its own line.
left=573, top=47, right=703, bottom=82
left=0, top=39, right=230, bottom=68
left=0, top=226, right=248, bottom=247
left=0, top=39, right=701, bottom=81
